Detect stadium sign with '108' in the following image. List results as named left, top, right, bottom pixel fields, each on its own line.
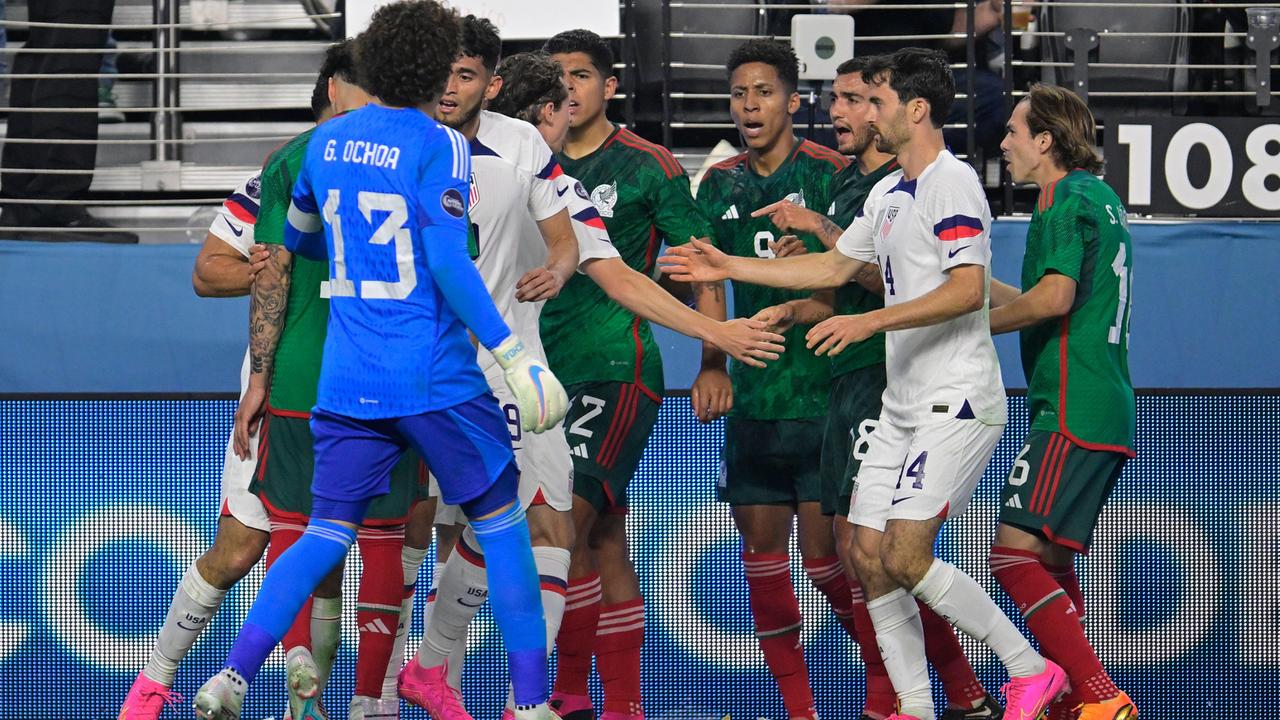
left=1105, top=116, right=1280, bottom=217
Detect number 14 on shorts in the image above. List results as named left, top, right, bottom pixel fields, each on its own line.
left=896, top=451, right=927, bottom=491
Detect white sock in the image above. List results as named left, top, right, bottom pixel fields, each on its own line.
left=417, top=533, right=488, bottom=670
left=143, top=564, right=226, bottom=686
left=382, top=544, right=430, bottom=700
left=867, top=588, right=934, bottom=720
left=911, top=558, right=1045, bottom=678
left=311, top=595, right=343, bottom=689
left=505, top=545, right=572, bottom=710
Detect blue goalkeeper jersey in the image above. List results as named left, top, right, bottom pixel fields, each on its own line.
left=285, top=104, right=511, bottom=420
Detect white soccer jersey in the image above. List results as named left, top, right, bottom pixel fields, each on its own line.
left=208, top=172, right=260, bottom=256
left=836, top=150, right=1006, bottom=427
left=468, top=111, right=569, bottom=371
left=556, top=171, right=621, bottom=269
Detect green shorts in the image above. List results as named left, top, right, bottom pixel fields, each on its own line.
left=562, top=382, right=661, bottom=513
left=819, top=364, right=887, bottom=517
left=999, top=430, right=1127, bottom=552
left=251, top=410, right=424, bottom=525
left=720, top=416, right=824, bottom=506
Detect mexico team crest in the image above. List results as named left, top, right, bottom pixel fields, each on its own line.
left=784, top=190, right=806, bottom=208
left=591, top=181, right=618, bottom=218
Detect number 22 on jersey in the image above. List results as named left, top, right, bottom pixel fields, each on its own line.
left=322, top=188, right=417, bottom=300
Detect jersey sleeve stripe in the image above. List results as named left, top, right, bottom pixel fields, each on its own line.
left=572, top=206, right=607, bottom=229
left=711, top=152, right=748, bottom=171
left=933, top=214, right=984, bottom=241
left=225, top=199, right=257, bottom=224
left=287, top=201, right=323, bottom=233
left=536, top=157, right=565, bottom=181
left=616, top=130, right=682, bottom=178
left=797, top=142, right=849, bottom=169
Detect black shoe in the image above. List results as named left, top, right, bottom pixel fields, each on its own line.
left=942, top=695, right=1004, bottom=720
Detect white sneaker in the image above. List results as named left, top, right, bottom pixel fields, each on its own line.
left=512, top=704, right=555, bottom=720
left=286, top=647, right=326, bottom=720
left=350, top=695, right=400, bottom=720
left=193, top=668, right=247, bottom=720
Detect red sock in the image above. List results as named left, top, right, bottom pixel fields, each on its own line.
left=353, top=527, right=405, bottom=698
left=267, top=518, right=312, bottom=652
left=918, top=602, right=987, bottom=709
left=991, top=547, right=1117, bottom=704
left=849, top=578, right=896, bottom=718
left=596, top=599, right=644, bottom=715
left=744, top=552, right=814, bottom=719
left=1043, top=560, right=1086, bottom=619
left=554, top=573, right=601, bottom=698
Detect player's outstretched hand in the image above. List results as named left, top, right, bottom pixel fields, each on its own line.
left=752, top=199, right=823, bottom=236
left=247, top=243, right=270, bottom=278
left=711, top=318, right=786, bottom=368
left=658, top=238, right=730, bottom=283
left=768, top=234, right=808, bottom=258
left=751, top=303, right=797, bottom=334
left=515, top=267, right=564, bottom=303
left=691, top=366, right=733, bottom=424
left=493, top=334, right=568, bottom=433
left=233, top=383, right=267, bottom=460
left=806, top=313, right=880, bottom=357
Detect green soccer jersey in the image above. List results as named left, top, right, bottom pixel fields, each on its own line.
left=543, top=125, right=714, bottom=396
left=826, top=158, right=895, bottom=378
left=1021, top=170, right=1135, bottom=455
left=698, top=139, right=848, bottom=420
left=255, top=127, right=329, bottom=415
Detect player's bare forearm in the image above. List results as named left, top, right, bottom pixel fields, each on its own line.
left=193, top=234, right=253, bottom=297
left=248, top=245, right=293, bottom=383
left=816, top=216, right=845, bottom=250
left=990, top=274, right=1076, bottom=335
left=788, top=293, right=836, bottom=326
left=855, top=262, right=886, bottom=296
left=730, top=249, right=861, bottom=291
left=989, top=277, right=1022, bottom=309
left=590, top=259, right=717, bottom=344
left=865, top=264, right=986, bottom=333
left=693, top=279, right=729, bottom=368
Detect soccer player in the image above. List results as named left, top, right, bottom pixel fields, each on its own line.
left=192, top=3, right=567, bottom=720
left=115, top=50, right=342, bottom=720
left=543, top=29, right=729, bottom=720
left=238, top=39, right=416, bottom=720
left=989, top=84, right=1136, bottom=720
left=660, top=48, right=1066, bottom=720
left=692, top=38, right=856, bottom=720
left=410, top=42, right=786, bottom=719
left=749, top=56, right=1000, bottom=720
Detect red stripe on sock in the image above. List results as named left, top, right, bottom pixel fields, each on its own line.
left=596, top=600, right=645, bottom=715
left=743, top=552, right=814, bottom=719
left=554, top=574, right=602, bottom=697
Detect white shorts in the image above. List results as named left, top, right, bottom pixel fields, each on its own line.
left=432, top=367, right=574, bottom=526
left=848, top=414, right=1004, bottom=531
left=219, top=348, right=269, bottom=533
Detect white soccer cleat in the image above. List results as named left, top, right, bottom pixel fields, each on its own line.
left=492, top=335, right=568, bottom=433
left=511, top=704, right=555, bottom=720
left=350, top=695, right=400, bottom=720
left=193, top=668, right=247, bottom=720
left=285, top=647, right=326, bottom=720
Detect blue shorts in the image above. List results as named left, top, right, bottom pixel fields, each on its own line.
left=310, top=392, right=516, bottom=508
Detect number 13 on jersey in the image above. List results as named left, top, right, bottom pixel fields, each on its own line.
left=322, top=188, right=417, bottom=300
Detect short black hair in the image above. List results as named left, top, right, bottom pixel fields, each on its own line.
left=835, top=56, right=871, bottom=78
left=544, top=28, right=614, bottom=78
left=461, top=15, right=501, bottom=73
left=862, top=47, right=954, bottom=128
left=727, top=38, right=799, bottom=92
left=355, top=0, right=460, bottom=108
left=489, top=51, right=567, bottom=126
left=311, top=38, right=359, bottom=119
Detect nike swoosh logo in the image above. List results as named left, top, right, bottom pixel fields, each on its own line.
left=891, top=496, right=911, bottom=505
left=556, top=186, right=569, bottom=196
left=225, top=218, right=244, bottom=237
left=458, top=598, right=485, bottom=608
left=947, top=245, right=970, bottom=258
left=529, top=366, right=547, bottom=424
left=177, top=621, right=203, bottom=631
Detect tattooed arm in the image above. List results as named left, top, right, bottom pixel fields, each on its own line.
left=233, top=245, right=293, bottom=459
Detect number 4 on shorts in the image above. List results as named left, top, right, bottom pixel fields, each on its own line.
left=895, top=450, right=927, bottom=491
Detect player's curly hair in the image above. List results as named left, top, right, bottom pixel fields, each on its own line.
left=726, top=38, right=799, bottom=92
left=310, top=38, right=359, bottom=119
left=544, top=29, right=614, bottom=78
left=862, top=48, right=954, bottom=128
left=355, top=0, right=460, bottom=108
left=1024, top=83, right=1103, bottom=174
left=461, top=15, right=502, bottom=73
left=489, top=52, right=567, bottom=126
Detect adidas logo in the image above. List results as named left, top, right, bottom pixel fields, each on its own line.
left=1005, top=495, right=1023, bottom=509
left=571, top=444, right=589, bottom=458
left=361, top=618, right=393, bottom=635
left=721, top=205, right=739, bottom=220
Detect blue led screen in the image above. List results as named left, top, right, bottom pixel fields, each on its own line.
left=0, top=395, right=1276, bottom=719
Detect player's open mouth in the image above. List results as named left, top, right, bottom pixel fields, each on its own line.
left=833, top=124, right=851, bottom=139
left=741, top=121, right=765, bottom=138
left=439, top=99, right=459, bottom=113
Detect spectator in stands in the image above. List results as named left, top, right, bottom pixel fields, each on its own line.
left=826, top=0, right=1009, bottom=156
left=0, top=0, right=136, bottom=243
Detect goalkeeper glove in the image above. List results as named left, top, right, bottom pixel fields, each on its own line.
left=492, top=334, right=568, bottom=433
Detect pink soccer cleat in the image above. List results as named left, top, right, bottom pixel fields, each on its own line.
left=548, top=693, right=593, bottom=720
left=117, top=673, right=181, bottom=720
left=398, top=658, right=473, bottom=720
left=1002, top=658, right=1068, bottom=720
